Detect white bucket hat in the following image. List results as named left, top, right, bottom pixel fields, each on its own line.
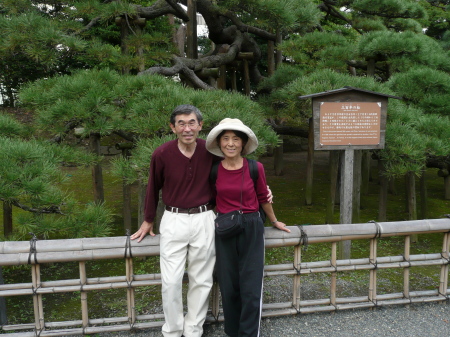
left=206, top=118, right=259, bottom=156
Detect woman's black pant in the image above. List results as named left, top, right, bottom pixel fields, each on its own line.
left=215, top=212, right=265, bottom=337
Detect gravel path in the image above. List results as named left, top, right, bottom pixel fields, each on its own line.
left=257, top=302, right=450, bottom=337
left=94, top=301, right=450, bottom=337
left=88, top=272, right=450, bottom=337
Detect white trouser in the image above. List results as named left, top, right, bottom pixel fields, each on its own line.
left=159, top=209, right=216, bottom=337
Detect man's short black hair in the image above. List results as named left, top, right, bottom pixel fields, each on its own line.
left=170, top=105, right=203, bottom=125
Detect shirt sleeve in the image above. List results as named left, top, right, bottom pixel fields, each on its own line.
left=255, top=161, right=269, bottom=204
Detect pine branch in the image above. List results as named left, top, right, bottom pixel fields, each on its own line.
left=113, top=130, right=136, bottom=142
left=76, top=17, right=101, bottom=35
left=2, top=198, right=65, bottom=215
left=319, top=2, right=363, bottom=35
left=164, top=0, right=190, bottom=21
left=138, top=32, right=248, bottom=89
left=222, top=11, right=277, bottom=41
left=139, top=57, right=215, bottom=90
left=49, top=119, right=83, bottom=144
left=137, top=0, right=187, bottom=20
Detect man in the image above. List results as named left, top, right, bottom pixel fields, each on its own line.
left=131, top=104, right=272, bottom=337
left=131, top=104, right=218, bottom=337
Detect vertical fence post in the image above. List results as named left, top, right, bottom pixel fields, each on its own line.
left=439, top=232, right=450, bottom=299
left=0, top=267, right=6, bottom=325
left=31, top=264, right=44, bottom=333
left=126, top=257, right=136, bottom=325
left=80, top=261, right=89, bottom=330
left=330, top=242, right=337, bottom=309
left=368, top=237, right=377, bottom=307
left=403, top=236, right=411, bottom=302
left=292, top=244, right=302, bottom=311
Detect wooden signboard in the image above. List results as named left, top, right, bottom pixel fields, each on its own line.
left=319, top=102, right=381, bottom=147
left=300, top=86, right=399, bottom=151
left=299, top=87, right=401, bottom=259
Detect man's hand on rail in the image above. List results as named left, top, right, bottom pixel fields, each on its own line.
left=130, top=220, right=155, bottom=242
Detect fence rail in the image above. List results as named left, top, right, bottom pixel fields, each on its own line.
left=1, top=218, right=450, bottom=336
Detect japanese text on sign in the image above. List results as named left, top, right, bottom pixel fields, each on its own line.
left=319, top=102, right=381, bottom=146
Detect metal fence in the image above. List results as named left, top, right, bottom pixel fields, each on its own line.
left=1, top=217, right=449, bottom=336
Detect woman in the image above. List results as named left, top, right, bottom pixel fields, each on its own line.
left=206, top=118, right=290, bottom=337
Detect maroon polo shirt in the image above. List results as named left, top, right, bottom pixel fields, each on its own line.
left=215, top=158, right=269, bottom=214
left=144, top=139, right=219, bottom=223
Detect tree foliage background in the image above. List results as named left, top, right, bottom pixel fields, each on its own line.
left=0, top=0, right=449, bottom=238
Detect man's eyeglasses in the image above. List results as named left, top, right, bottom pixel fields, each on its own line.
left=177, top=121, right=199, bottom=129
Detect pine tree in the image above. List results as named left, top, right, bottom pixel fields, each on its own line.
left=0, top=112, right=114, bottom=239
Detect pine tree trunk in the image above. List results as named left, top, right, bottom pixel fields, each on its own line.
left=217, top=65, right=226, bottom=89
left=116, top=145, right=133, bottom=233
left=174, top=18, right=186, bottom=56
left=230, top=68, right=237, bottom=91
left=5, top=86, right=15, bottom=107
left=267, top=40, right=275, bottom=76
left=419, top=169, right=427, bottom=219
left=273, top=138, right=284, bottom=176
left=367, top=58, right=375, bottom=77
left=119, top=17, right=130, bottom=74
left=243, top=59, right=250, bottom=96
left=186, top=0, right=198, bottom=59
left=138, top=178, right=146, bottom=230
left=405, top=172, right=418, bottom=242
left=275, top=29, right=282, bottom=68
left=438, top=168, right=450, bottom=200
left=389, top=178, right=397, bottom=195
left=361, top=151, right=371, bottom=195
left=445, top=175, right=450, bottom=200
left=89, top=133, right=104, bottom=203
left=135, top=18, right=146, bottom=72
left=3, top=201, right=12, bottom=237
left=122, top=181, right=132, bottom=233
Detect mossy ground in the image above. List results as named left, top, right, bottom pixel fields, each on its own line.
left=2, top=150, right=450, bottom=324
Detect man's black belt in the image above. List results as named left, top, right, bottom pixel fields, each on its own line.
left=165, top=204, right=213, bottom=214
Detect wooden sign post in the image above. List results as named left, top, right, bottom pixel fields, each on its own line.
left=299, top=87, right=400, bottom=259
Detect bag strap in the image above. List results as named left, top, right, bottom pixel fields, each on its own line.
left=210, top=160, right=220, bottom=185
left=211, top=158, right=258, bottom=186
left=238, top=163, right=244, bottom=212
left=247, top=158, right=259, bottom=188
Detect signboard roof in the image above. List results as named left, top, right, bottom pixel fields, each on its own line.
left=298, top=86, right=402, bottom=100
